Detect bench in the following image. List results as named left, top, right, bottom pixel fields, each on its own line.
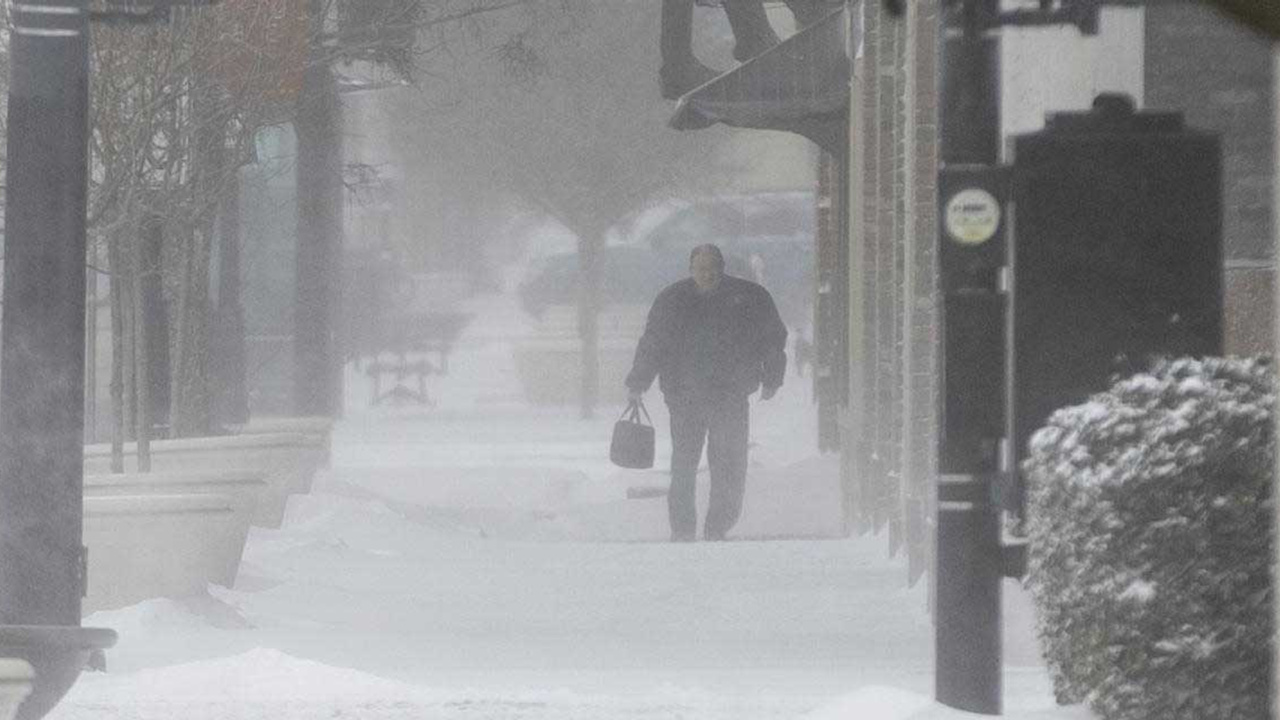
left=358, top=311, right=471, bottom=406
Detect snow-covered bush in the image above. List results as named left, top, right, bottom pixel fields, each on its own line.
left=1023, top=357, right=1274, bottom=720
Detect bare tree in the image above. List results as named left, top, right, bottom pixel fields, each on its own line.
left=87, top=2, right=307, bottom=445
left=83, top=0, right=558, bottom=443
left=393, top=0, right=744, bottom=417
left=291, top=0, right=558, bottom=418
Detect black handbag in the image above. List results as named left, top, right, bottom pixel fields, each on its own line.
left=610, top=398, right=655, bottom=469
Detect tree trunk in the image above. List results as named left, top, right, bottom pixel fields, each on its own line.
left=293, top=43, right=344, bottom=418
left=170, top=228, right=211, bottom=438
left=123, top=240, right=136, bottom=442
left=107, top=231, right=127, bottom=474
left=170, top=121, right=222, bottom=437
left=212, top=166, right=248, bottom=428
left=134, top=217, right=161, bottom=471
left=577, top=231, right=604, bottom=419
left=138, top=215, right=170, bottom=441
left=85, top=241, right=98, bottom=443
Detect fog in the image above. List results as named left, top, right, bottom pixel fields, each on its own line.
left=62, top=3, right=923, bottom=718
left=0, top=0, right=1270, bottom=719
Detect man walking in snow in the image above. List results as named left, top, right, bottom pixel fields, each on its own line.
left=626, top=244, right=787, bottom=542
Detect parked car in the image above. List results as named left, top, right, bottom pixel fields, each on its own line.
left=636, top=191, right=816, bottom=326
left=518, top=191, right=815, bottom=327
left=518, top=245, right=752, bottom=319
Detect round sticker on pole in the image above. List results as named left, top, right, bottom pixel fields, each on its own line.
left=945, top=188, right=1001, bottom=245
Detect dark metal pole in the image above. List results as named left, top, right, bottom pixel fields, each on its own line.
left=213, top=170, right=249, bottom=428
left=936, top=0, right=1004, bottom=714
left=0, top=0, right=92, bottom=625
left=294, top=51, right=343, bottom=419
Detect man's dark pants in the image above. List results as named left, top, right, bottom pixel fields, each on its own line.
left=667, top=393, right=750, bottom=540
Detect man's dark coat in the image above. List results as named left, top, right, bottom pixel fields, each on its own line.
left=626, top=275, right=787, bottom=400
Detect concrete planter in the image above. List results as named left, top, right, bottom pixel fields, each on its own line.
left=82, top=494, right=239, bottom=613
left=84, top=471, right=266, bottom=586
left=239, top=415, right=333, bottom=439
left=83, top=432, right=325, bottom=528
left=237, top=416, right=333, bottom=490
left=0, top=627, right=114, bottom=720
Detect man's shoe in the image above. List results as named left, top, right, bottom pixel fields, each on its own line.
left=659, top=59, right=721, bottom=100
left=670, top=530, right=697, bottom=543
left=704, top=529, right=727, bottom=542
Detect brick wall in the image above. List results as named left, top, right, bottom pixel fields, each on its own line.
left=841, top=0, right=1272, bottom=583
left=901, top=0, right=940, bottom=585
left=852, top=0, right=880, bottom=532
left=1146, top=4, right=1275, bottom=355
left=843, top=0, right=940, bottom=585
left=872, top=0, right=901, bottom=539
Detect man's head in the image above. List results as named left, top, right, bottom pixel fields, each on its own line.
left=689, top=244, right=725, bottom=293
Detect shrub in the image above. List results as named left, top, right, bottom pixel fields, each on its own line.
left=1023, top=357, right=1274, bottom=720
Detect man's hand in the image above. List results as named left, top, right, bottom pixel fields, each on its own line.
left=760, top=385, right=778, bottom=401
left=628, top=389, right=644, bottom=403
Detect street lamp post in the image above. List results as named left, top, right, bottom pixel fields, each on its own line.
left=935, top=0, right=1005, bottom=714
left=931, top=0, right=1156, bottom=714
left=0, top=6, right=120, bottom=719
left=0, top=3, right=213, bottom=718
left=0, top=0, right=94, bottom=626
left=0, top=0, right=221, bottom=629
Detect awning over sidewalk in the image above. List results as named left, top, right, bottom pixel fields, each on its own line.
left=1207, top=0, right=1280, bottom=38
left=669, top=7, right=850, bottom=155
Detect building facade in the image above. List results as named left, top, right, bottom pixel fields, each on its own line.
left=1145, top=3, right=1274, bottom=355
left=837, top=0, right=1274, bottom=585
left=841, top=0, right=942, bottom=584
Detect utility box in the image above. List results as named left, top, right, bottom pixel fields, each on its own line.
left=1010, top=94, right=1223, bottom=518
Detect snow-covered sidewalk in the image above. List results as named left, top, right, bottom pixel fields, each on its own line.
left=51, top=291, right=1090, bottom=719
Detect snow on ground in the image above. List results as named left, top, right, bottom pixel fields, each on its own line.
left=52, top=289, right=1092, bottom=719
